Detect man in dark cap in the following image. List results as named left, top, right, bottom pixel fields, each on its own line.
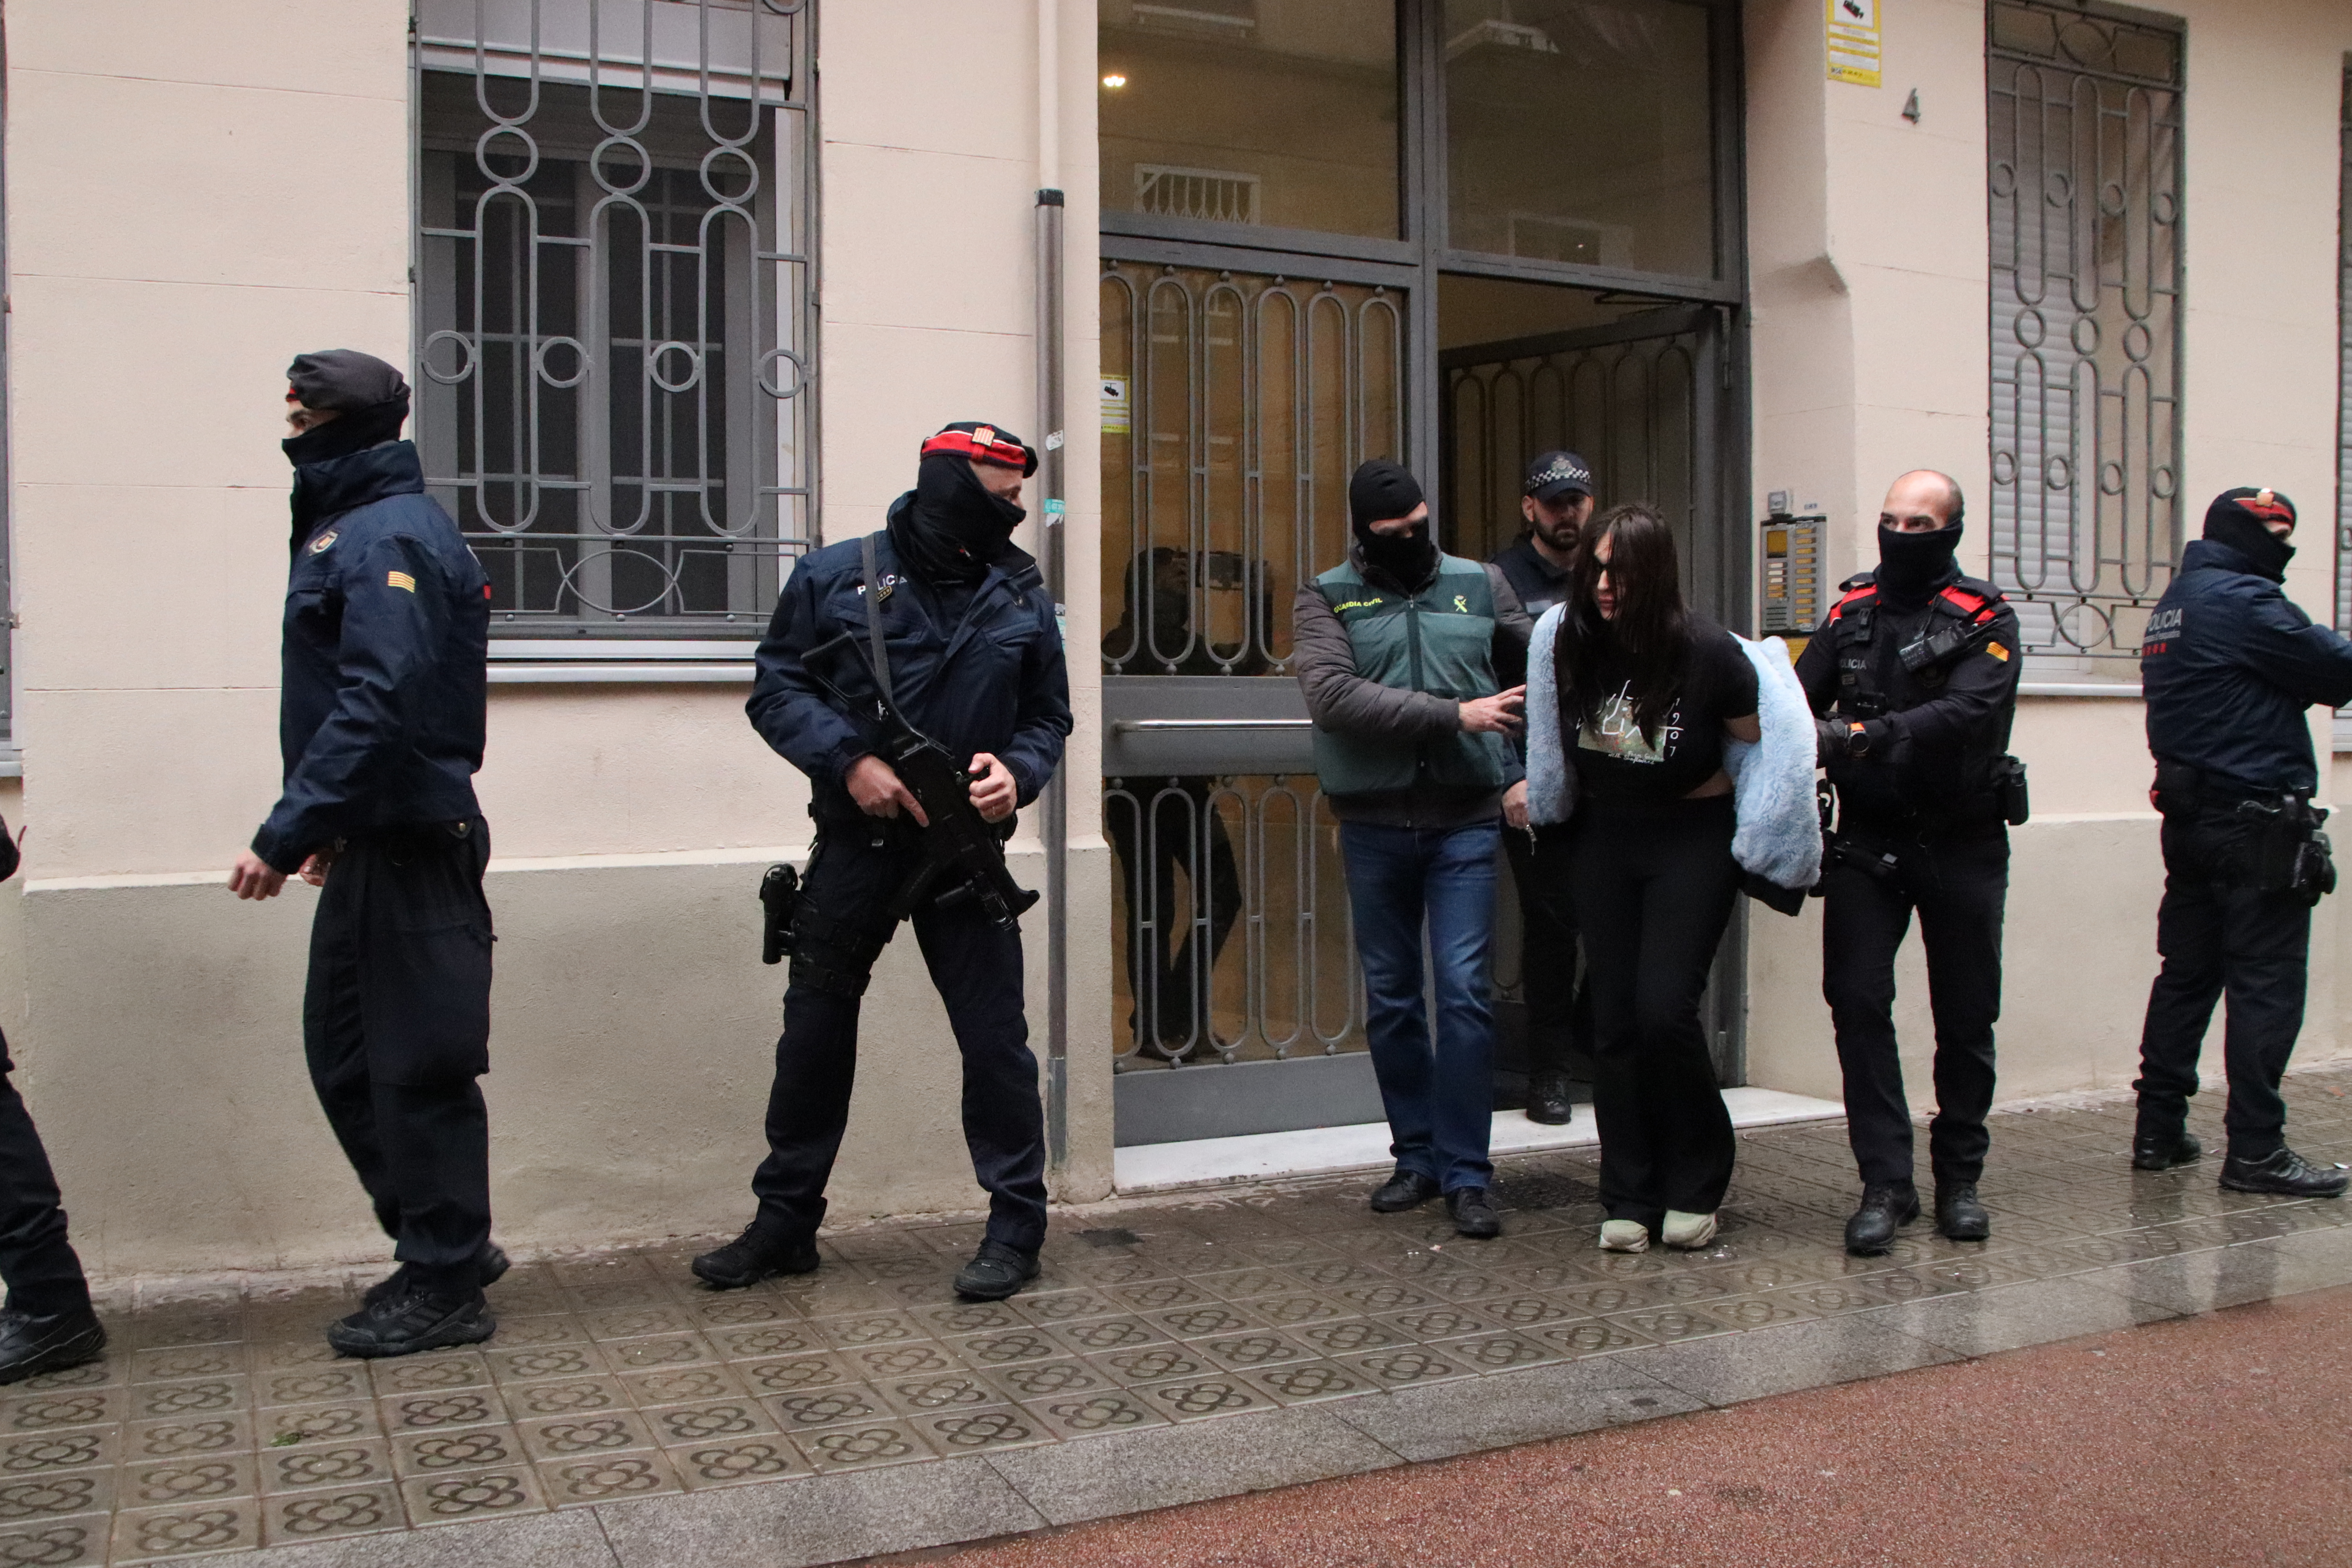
left=2133, top=487, right=2352, bottom=1196
left=1294, top=459, right=1532, bottom=1238
left=1488, top=450, right=1596, bottom=1124
left=228, top=350, right=503, bottom=1356
left=700, top=421, right=1071, bottom=1300
left=1796, top=470, right=2024, bottom=1254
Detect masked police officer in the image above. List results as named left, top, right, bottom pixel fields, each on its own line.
left=1795, top=470, right=2024, bottom=1255
left=229, top=350, right=503, bottom=1357
left=2132, top=488, right=2352, bottom=1197
left=1488, top=451, right=1593, bottom=1125
left=697, top=422, right=1072, bottom=1300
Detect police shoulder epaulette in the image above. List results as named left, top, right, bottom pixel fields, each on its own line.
left=1828, top=579, right=1879, bottom=621
left=1935, top=580, right=2006, bottom=625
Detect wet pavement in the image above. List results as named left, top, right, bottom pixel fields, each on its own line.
left=6, top=1065, right=2349, bottom=1566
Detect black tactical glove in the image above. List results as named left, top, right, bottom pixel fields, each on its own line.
left=1814, top=717, right=1847, bottom=766
left=1845, top=718, right=1896, bottom=758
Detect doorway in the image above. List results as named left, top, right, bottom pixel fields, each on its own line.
left=1097, top=0, right=1748, bottom=1148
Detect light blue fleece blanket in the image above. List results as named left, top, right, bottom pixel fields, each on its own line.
left=1525, top=607, right=1821, bottom=892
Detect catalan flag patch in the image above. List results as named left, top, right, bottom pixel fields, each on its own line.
left=1986, top=641, right=2010, bottom=662
left=386, top=570, right=417, bottom=592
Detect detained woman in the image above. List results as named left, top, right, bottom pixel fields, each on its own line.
left=1545, top=505, right=1759, bottom=1252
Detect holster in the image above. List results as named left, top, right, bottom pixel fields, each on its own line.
left=2231, top=794, right=2337, bottom=905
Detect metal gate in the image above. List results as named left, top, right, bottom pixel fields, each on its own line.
left=1101, top=258, right=1406, bottom=1145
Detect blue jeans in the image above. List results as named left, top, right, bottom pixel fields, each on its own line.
left=1338, top=820, right=1500, bottom=1193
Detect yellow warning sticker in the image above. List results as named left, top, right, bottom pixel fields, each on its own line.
left=386, top=570, right=417, bottom=592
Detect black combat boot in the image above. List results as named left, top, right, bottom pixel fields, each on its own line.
left=1446, top=1187, right=1501, bottom=1239
left=1525, top=1070, right=1576, bottom=1126
left=0, top=1306, right=105, bottom=1386
left=325, top=1285, right=494, bottom=1359
left=691, top=1225, right=821, bottom=1291
left=2132, top=1127, right=2203, bottom=1171
left=954, top=1240, right=1039, bottom=1300
left=2219, top=1147, right=2350, bottom=1198
left=1843, top=1181, right=1919, bottom=1256
left=363, top=1243, right=511, bottom=1309
left=1935, top=1183, right=1991, bottom=1241
left=1369, top=1168, right=1441, bottom=1213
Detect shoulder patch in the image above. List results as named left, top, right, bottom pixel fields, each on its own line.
left=386, top=570, right=417, bottom=592
left=1986, top=641, right=2010, bottom=662
left=307, top=530, right=338, bottom=555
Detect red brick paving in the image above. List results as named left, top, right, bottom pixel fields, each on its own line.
left=940, top=1284, right=2352, bottom=1567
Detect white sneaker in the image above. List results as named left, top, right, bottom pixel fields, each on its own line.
left=1598, top=1219, right=1650, bottom=1253
left=1661, top=1211, right=1718, bottom=1250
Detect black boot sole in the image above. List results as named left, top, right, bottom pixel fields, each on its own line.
left=1523, top=1106, right=1574, bottom=1126
left=1935, top=1215, right=1991, bottom=1242
left=2133, top=1148, right=2201, bottom=1172
left=2219, top=1171, right=2350, bottom=1198
left=1369, top=1185, right=1440, bottom=1214
left=690, top=1245, right=821, bottom=1291
left=0, top=1324, right=106, bottom=1387
left=1844, top=1201, right=1920, bottom=1256
left=326, top=1308, right=495, bottom=1360
left=954, top=1263, right=1039, bottom=1302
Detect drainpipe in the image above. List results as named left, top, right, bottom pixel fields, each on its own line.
left=1036, top=0, right=1069, bottom=1172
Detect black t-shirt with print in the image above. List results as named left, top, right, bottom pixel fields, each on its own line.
left=1558, top=614, right=1760, bottom=804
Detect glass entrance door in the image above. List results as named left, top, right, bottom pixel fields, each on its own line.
left=1097, top=0, right=1746, bottom=1148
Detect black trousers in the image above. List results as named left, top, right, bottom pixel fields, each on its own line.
left=753, top=825, right=1049, bottom=1252
left=2135, top=809, right=2309, bottom=1159
left=1821, top=825, right=2007, bottom=1188
left=303, top=820, right=495, bottom=1293
left=1107, top=778, right=1240, bottom=1053
left=0, top=1033, right=89, bottom=1317
left=1504, top=824, right=1587, bottom=1077
left=1566, top=797, right=1741, bottom=1228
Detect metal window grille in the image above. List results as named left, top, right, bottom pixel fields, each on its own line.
left=1134, top=165, right=1262, bottom=226
left=1988, top=1, right=2184, bottom=664
left=412, top=0, right=815, bottom=636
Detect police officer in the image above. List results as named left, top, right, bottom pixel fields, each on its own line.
left=696, top=422, right=1071, bottom=1300
left=1488, top=451, right=1594, bottom=1124
left=2132, top=488, right=2352, bottom=1197
left=1795, top=470, right=2023, bottom=1255
left=229, top=350, right=504, bottom=1357
left=0, top=817, right=104, bottom=1384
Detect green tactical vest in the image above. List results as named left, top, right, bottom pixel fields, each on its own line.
left=1310, top=553, right=1515, bottom=797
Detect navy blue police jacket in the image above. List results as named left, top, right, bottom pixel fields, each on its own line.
left=2141, top=537, right=2352, bottom=796
left=251, top=442, right=489, bottom=874
left=747, top=502, right=1072, bottom=826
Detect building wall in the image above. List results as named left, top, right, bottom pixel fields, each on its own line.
left=2, top=0, right=1111, bottom=1281
left=1740, top=0, right=2352, bottom=1110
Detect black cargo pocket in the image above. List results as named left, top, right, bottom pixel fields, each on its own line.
left=363, top=918, right=494, bottom=1084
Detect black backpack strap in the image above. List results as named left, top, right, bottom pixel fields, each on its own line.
left=860, top=531, right=894, bottom=706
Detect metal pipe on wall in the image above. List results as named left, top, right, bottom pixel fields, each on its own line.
left=1036, top=0, right=1070, bottom=1172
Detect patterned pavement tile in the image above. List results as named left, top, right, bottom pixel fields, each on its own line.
left=398, top=1462, right=548, bottom=1528
left=664, top=1435, right=812, bottom=1490
left=260, top=1482, right=406, bottom=1548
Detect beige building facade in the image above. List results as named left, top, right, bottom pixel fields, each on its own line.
left=0, top=0, right=2347, bottom=1280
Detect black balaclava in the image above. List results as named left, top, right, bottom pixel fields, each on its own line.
left=1875, top=519, right=1963, bottom=607
left=282, top=349, right=411, bottom=467
left=2202, top=486, right=2297, bottom=582
left=889, top=421, right=1036, bottom=585
left=1348, top=459, right=1438, bottom=588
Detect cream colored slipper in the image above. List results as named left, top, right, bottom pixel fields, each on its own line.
left=1661, top=1210, right=1719, bottom=1250
left=1598, top=1219, right=1650, bottom=1253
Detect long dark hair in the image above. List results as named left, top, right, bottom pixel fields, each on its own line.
left=1558, top=503, right=1690, bottom=743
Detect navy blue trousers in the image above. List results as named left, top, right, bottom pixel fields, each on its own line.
left=303, top=820, right=495, bottom=1293
left=0, top=1033, right=90, bottom=1317
left=752, top=826, right=1048, bottom=1251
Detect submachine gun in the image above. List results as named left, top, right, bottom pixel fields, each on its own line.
left=802, top=628, right=1041, bottom=931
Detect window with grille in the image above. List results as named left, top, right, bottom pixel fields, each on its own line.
left=413, top=0, right=815, bottom=640
left=1987, top=1, right=2182, bottom=667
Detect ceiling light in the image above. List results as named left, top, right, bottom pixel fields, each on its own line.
left=1102, top=73, right=1128, bottom=88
